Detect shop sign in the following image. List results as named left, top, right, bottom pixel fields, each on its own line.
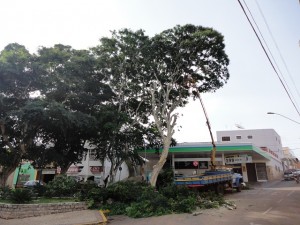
left=193, top=161, right=199, bottom=167
left=67, top=166, right=79, bottom=174
left=225, top=155, right=252, bottom=164
left=90, top=166, right=103, bottom=174
left=42, top=170, right=56, bottom=175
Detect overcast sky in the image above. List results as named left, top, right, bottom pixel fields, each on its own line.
left=1, top=0, right=300, bottom=157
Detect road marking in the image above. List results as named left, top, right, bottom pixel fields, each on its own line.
left=277, top=198, right=283, bottom=203
left=263, top=207, right=272, bottom=214
left=250, top=223, right=262, bottom=225
left=287, top=190, right=295, bottom=197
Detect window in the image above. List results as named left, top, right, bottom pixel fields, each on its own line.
left=222, top=136, right=230, bottom=141
left=247, top=135, right=253, bottom=139
left=236, top=136, right=241, bottom=140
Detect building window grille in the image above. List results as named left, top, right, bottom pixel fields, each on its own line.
left=247, top=135, right=253, bottom=139
left=236, top=136, right=241, bottom=139
left=222, top=136, right=231, bottom=141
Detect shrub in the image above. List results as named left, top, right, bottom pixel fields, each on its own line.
left=86, top=181, right=150, bottom=208
left=197, top=191, right=225, bottom=209
left=9, top=188, right=33, bottom=204
left=33, top=185, right=47, bottom=197
left=126, top=193, right=171, bottom=218
left=156, top=168, right=174, bottom=189
left=170, top=196, right=197, bottom=213
left=86, top=187, right=109, bottom=208
left=160, top=184, right=196, bottom=200
left=78, top=182, right=98, bottom=201
left=106, top=181, right=149, bottom=203
left=85, top=179, right=227, bottom=218
left=45, top=175, right=78, bottom=197
left=199, top=191, right=225, bottom=204
left=101, top=202, right=129, bottom=215
left=0, top=186, right=11, bottom=200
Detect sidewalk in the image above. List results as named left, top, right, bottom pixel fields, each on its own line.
left=0, top=210, right=104, bottom=225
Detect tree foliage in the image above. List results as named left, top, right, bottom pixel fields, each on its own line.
left=0, top=43, right=38, bottom=187
left=0, top=24, right=229, bottom=188
left=94, top=24, right=230, bottom=186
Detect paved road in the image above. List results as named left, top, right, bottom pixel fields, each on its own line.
left=1, top=179, right=299, bottom=225
left=110, top=180, right=300, bottom=225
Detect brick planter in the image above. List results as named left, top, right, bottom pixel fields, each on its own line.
left=0, top=202, right=87, bottom=219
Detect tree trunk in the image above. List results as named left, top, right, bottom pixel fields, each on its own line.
left=0, top=167, right=16, bottom=188
left=60, top=164, right=71, bottom=174
left=150, top=139, right=171, bottom=187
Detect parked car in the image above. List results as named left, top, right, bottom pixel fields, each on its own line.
left=23, top=180, right=45, bottom=188
left=292, top=170, right=300, bottom=182
left=283, top=169, right=296, bottom=181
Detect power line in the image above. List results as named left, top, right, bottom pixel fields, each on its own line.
left=254, top=0, right=300, bottom=106
left=242, top=0, right=298, bottom=109
left=237, top=0, right=300, bottom=117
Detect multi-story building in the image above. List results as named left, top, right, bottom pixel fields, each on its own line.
left=282, top=147, right=299, bottom=170
left=66, top=149, right=130, bottom=185
left=144, top=128, right=285, bottom=183
left=216, top=129, right=284, bottom=180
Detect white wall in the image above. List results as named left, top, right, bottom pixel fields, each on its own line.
left=217, top=129, right=284, bottom=179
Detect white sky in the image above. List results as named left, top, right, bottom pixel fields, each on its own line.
left=1, top=0, right=300, bottom=157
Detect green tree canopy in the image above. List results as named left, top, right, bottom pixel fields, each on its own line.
left=95, top=24, right=230, bottom=186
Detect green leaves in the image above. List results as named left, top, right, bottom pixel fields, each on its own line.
left=0, top=24, right=230, bottom=187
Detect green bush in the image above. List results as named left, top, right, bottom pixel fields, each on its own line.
left=199, top=191, right=225, bottom=204
left=126, top=193, right=171, bottom=218
left=33, top=185, right=47, bottom=197
left=107, top=181, right=149, bottom=203
left=156, top=168, right=174, bottom=189
left=0, top=186, right=11, bottom=200
left=86, top=181, right=150, bottom=208
left=159, top=185, right=197, bottom=213
left=101, top=202, right=129, bottom=215
left=125, top=186, right=171, bottom=218
left=85, top=180, right=227, bottom=218
left=45, top=175, right=78, bottom=197
left=170, top=196, right=197, bottom=213
left=160, top=184, right=196, bottom=199
left=78, top=182, right=98, bottom=201
left=86, top=187, right=109, bottom=208
left=9, top=188, right=33, bottom=204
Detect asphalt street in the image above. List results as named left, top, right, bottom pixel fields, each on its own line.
left=1, top=179, right=299, bottom=225
left=110, top=179, right=300, bottom=225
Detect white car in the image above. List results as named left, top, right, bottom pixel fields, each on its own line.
left=292, top=170, right=300, bottom=178
left=23, top=180, right=45, bottom=187
left=283, top=170, right=296, bottom=181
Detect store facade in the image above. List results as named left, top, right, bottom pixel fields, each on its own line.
left=144, top=142, right=272, bottom=182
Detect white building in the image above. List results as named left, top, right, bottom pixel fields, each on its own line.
left=282, top=147, right=298, bottom=170
left=66, top=149, right=129, bottom=185
left=216, top=129, right=284, bottom=180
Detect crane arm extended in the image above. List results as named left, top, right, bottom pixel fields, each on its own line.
left=196, top=91, right=216, bottom=170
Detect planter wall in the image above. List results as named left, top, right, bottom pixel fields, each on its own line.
left=0, top=202, right=87, bottom=219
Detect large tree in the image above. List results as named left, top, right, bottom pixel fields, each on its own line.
left=0, top=43, right=38, bottom=187
left=0, top=44, right=114, bottom=187
left=147, top=25, right=229, bottom=186
left=96, top=24, right=230, bottom=186
left=92, top=29, right=152, bottom=182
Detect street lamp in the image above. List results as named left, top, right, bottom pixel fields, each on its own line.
left=267, top=112, right=300, bottom=125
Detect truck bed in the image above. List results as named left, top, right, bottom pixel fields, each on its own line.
left=174, top=170, right=232, bottom=187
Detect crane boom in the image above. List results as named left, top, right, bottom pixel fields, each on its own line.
left=196, top=91, right=216, bottom=170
